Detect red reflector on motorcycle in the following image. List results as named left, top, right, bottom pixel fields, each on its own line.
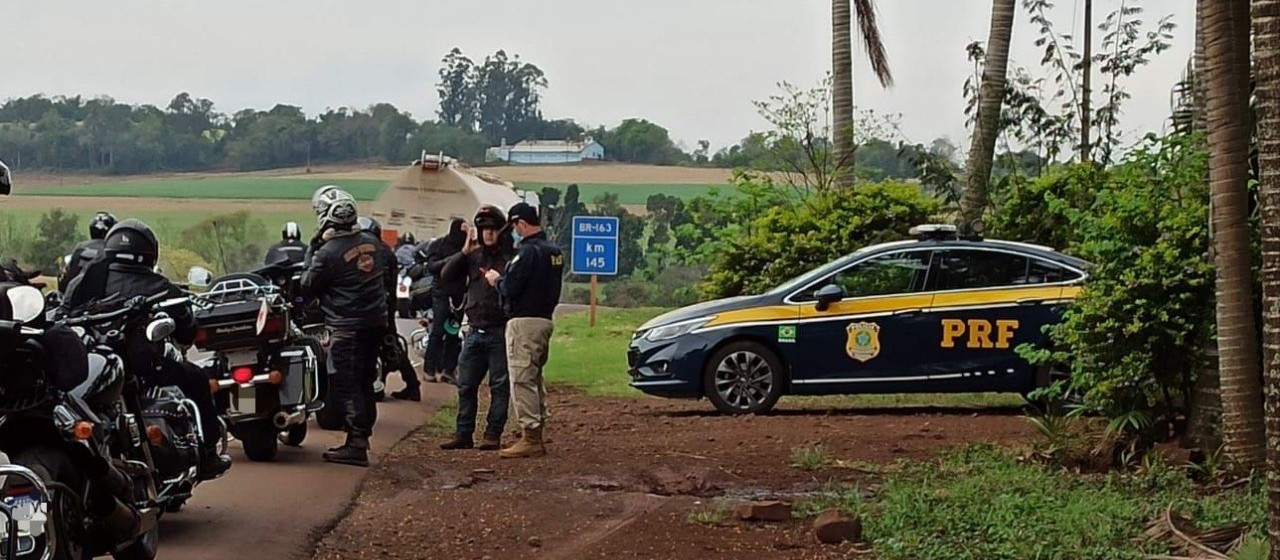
left=232, top=366, right=254, bottom=384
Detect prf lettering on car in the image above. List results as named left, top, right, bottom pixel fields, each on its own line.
left=940, top=319, right=1020, bottom=349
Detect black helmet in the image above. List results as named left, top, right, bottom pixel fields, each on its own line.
left=89, top=212, right=118, bottom=240
left=358, top=216, right=382, bottom=239
left=103, top=219, right=159, bottom=268
left=282, top=221, right=301, bottom=241
left=474, top=205, right=505, bottom=230
left=399, top=232, right=416, bottom=246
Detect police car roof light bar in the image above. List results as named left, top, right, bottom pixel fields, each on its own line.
left=909, top=224, right=960, bottom=240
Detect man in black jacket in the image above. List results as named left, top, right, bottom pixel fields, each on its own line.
left=302, top=186, right=394, bottom=467
left=437, top=206, right=515, bottom=451
left=420, top=218, right=466, bottom=383
left=483, top=202, right=563, bottom=459
left=63, top=219, right=231, bottom=480
left=264, top=222, right=307, bottom=265
left=58, top=211, right=116, bottom=293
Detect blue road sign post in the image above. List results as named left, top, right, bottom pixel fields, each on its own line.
left=571, top=216, right=619, bottom=326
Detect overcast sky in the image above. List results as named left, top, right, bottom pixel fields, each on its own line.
left=5, top=0, right=1195, bottom=154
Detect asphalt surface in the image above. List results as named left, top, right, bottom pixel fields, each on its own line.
left=146, top=318, right=446, bottom=560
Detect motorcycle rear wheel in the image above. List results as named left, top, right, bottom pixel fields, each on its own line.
left=239, top=422, right=279, bottom=462
left=280, top=421, right=307, bottom=447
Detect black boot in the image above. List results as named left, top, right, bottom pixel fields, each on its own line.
left=198, top=449, right=232, bottom=481
left=323, top=445, right=369, bottom=467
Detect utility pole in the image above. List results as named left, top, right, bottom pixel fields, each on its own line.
left=1080, top=0, right=1093, bottom=162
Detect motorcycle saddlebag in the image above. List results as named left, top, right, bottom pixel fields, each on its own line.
left=271, top=345, right=317, bottom=408
left=142, top=387, right=201, bottom=479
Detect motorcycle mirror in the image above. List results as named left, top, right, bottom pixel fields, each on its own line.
left=0, top=160, right=10, bottom=196
left=146, top=317, right=177, bottom=342
left=6, top=285, right=45, bottom=324
left=187, top=266, right=213, bottom=288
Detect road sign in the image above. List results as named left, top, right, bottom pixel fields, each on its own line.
left=571, top=216, right=619, bottom=276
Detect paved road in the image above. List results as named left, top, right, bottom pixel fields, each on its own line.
left=149, top=319, right=448, bottom=560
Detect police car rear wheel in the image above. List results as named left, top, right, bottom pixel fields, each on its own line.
left=704, top=342, right=784, bottom=415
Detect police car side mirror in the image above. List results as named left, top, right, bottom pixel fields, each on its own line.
left=814, top=284, right=845, bottom=312
left=0, top=160, right=10, bottom=195
left=187, top=266, right=213, bottom=288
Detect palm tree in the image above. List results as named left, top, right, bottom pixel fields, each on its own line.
left=958, top=0, right=1017, bottom=235
left=832, top=0, right=893, bottom=189
left=1205, top=0, right=1265, bottom=471
left=1252, top=0, right=1280, bottom=550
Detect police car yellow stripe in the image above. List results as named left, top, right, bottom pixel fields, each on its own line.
left=700, top=284, right=1083, bottom=329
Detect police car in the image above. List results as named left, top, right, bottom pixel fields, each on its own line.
left=627, top=224, right=1089, bottom=414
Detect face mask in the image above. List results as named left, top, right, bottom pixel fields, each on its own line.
left=511, top=228, right=523, bottom=244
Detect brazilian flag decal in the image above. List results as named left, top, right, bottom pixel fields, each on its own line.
left=778, top=324, right=797, bottom=343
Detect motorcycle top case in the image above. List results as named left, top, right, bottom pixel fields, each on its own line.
left=193, top=299, right=285, bottom=352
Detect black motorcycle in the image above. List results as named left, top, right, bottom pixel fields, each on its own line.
left=185, top=262, right=322, bottom=462
left=0, top=286, right=207, bottom=560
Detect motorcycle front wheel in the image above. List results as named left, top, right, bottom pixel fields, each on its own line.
left=12, top=446, right=88, bottom=560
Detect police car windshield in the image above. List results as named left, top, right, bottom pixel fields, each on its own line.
left=766, top=249, right=868, bottom=296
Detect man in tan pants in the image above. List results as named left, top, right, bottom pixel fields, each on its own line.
left=484, top=202, right=563, bottom=458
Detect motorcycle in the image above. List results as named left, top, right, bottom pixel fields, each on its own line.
left=0, top=286, right=207, bottom=560
left=185, top=263, right=321, bottom=462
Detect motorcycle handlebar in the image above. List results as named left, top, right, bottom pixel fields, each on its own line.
left=63, top=292, right=182, bottom=328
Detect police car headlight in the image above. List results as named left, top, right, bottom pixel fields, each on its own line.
left=643, top=317, right=714, bottom=342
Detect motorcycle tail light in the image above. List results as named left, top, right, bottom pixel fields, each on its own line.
left=232, top=366, right=254, bottom=384
left=73, top=421, right=94, bottom=441
left=193, top=328, right=208, bottom=346
left=146, top=425, right=165, bottom=446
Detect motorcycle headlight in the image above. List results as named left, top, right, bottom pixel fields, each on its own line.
left=642, top=317, right=714, bottom=342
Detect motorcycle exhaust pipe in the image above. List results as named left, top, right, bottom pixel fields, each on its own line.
left=89, top=488, right=140, bottom=538
left=84, top=457, right=131, bottom=498
left=272, top=409, right=305, bottom=430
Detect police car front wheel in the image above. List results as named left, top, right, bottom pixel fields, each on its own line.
left=704, top=341, right=785, bottom=415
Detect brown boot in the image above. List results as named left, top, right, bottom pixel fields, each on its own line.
left=477, top=432, right=502, bottom=451
left=439, top=434, right=473, bottom=450
left=499, top=428, right=546, bottom=459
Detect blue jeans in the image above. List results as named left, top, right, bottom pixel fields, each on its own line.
left=455, top=328, right=510, bottom=438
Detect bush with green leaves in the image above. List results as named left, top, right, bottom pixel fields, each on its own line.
left=179, top=211, right=267, bottom=274
left=988, top=162, right=1104, bottom=250
left=698, top=180, right=940, bottom=299
left=1018, top=134, right=1213, bottom=427
left=602, top=280, right=655, bottom=308
left=24, top=208, right=80, bottom=273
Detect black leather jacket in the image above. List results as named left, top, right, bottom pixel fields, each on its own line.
left=440, top=243, right=513, bottom=330
left=59, top=239, right=103, bottom=293
left=498, top=232, right=564, bottom=320
left=301, top=228, right=394, bottom=330
left=264, top=239, right=307, bottom=266
left=63, top=259, right=198, bottom=381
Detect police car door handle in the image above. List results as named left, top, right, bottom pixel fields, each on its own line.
left=893, top=308, right=921, bottom=316
left=1016, top=298, right=1043, bottom=305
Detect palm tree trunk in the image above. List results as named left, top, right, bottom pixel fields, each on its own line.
left=1206, top=0, right=1265, bottom=471
left=832, top=0, right=855, bottom=188
left=959, top=0, right=1017, bottom=235
left=1252, top=0, right=1280, bottom=553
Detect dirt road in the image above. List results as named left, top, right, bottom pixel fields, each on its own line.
left=151, top=319, right=443, bottom=560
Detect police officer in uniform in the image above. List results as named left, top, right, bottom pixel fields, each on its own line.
left=59, top=211, right=117, bottom=293
left=483, top=202, right=563, bottom=459
left=63, top=219, right=232, bottom=480
left=302, top=187, right=395, bottom=467
left=265, top=221, right=307, bottom=265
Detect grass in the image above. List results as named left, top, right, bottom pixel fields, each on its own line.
left=19, top=177, right=387, bottom=200
left=517, top=182, right=733, bottom=205
left=0, top=208, right=317, bottom=248
left=789, top=444, right=834, bottom=471
left=426, top=400, right=459, bottom=436
left=796, top=444, right=1265, bottom=560
left=545, top=307, right=667, bottom=396
left=686, top=502, right=731, bottom=525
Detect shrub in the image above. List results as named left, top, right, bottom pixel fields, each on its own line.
left=179, top=211, right=267, bottom=274
left=158, top=246, right=212, bottom=283
left=562, top=285, right=591, bottom=305
left=23, top=209, right=80, bottom=273
left=988, top=162, right=1103, bottom=250
left=699, top=181, right=940, bottom=299
left=603, top=280, right=655, bottom=308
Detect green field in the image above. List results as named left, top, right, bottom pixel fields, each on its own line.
left=21, top=177, right=387, bottom=200
left=546, top=307, right=667, bottom=396
left=0, top=208, right=316, bottom=246
left=516, top=182, right=733, bottom=205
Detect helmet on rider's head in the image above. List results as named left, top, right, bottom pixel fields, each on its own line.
left=473, top=205, right=505, bottom=231
left=312, top=185, right=357, bottom=230
left=358, top=216, right=382, bottom=240
left=89, top=212, right=118, bottom=240
left=399, top=232, right=415, bottom=246
left=282, top=221, right=301, bottom=241
left=103, top=219, right=160, bottom=268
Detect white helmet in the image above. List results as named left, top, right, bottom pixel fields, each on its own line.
left=312, top=185, right=357, bottom=229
